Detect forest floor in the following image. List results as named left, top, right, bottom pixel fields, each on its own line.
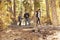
left=0, top=25, right=60, bottom=40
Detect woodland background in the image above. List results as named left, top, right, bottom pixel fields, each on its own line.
left=0, top=0, right=60, bottom=29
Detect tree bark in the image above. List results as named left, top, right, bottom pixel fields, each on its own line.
left=12, top=0, right=17, bottom=25
left=45, top=0, right=52, bottom=25
left=50, top=0, right=58, bottom=26
left=59, top=0, right=60, bottom=8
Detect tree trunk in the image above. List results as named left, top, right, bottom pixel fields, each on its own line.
left=50, top=0, right=58, bottom=26
left=0, top=0, right=1, bottom=4
left=59, top=0, right=60, bottom=8
left=12, top=0, right=17, bottom=25
left=45, top=0, right=52, bottom=25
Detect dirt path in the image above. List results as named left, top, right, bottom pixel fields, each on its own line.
left=0, top=25, right=60, bottom=40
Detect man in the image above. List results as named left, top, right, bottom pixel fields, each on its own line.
left=18, top=14, right=22, bottom=26
left=24, top=12, right=30, bottom=26
left=36, top=9, right=41, bottom=24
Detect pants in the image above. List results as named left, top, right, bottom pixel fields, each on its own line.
left=25, top=18, right=30, bottom=26
left=37, top=18, right=40, bottom=24
left=19, top=21, right=21, bottom=26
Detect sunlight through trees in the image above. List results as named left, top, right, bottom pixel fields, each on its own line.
left=0, top=0, right=60, bottom=28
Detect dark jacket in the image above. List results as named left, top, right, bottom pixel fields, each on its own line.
left=36, top=11, right=38, bottom=17
left=36, top=11, right=40, bottom=18
left=24, top=13, right=29, bottom=19
left=18, top=16, right=22, bottom=21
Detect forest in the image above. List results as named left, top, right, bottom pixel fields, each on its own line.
left=0, top=0, right=60, bottom=40
left=0, top=0, right=60, bottom=29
